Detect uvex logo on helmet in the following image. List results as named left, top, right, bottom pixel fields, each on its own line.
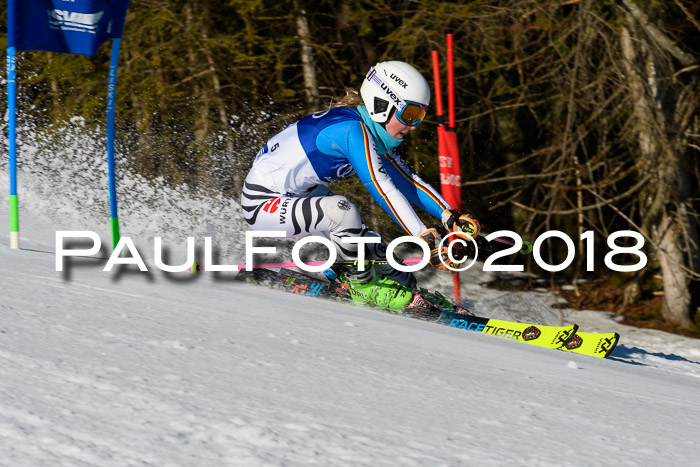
left=380, top=83, right=402, bottom=106
left=390, top=73, right=408, bottom=88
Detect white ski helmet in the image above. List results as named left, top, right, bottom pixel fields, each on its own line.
left=360, top=61, right=431, bottom=125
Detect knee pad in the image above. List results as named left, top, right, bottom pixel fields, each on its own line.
left=320, top=196, right=362, bottom=231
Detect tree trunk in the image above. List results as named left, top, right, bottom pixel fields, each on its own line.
left=46, top=55, right=60, bottom=118
left=620, top=22, right=697, bottom=329
left=294, top=0, right=319, bottom=111
left=199, top=14, right=241, bottom=194
left=184, top=4, right=209, bottom=144
left=658, top=214, right=693, bottom=328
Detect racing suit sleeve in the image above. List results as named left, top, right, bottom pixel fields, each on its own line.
left=344, top=122, right=431, bottom=236
left=382, top=149, right=452, bottom=220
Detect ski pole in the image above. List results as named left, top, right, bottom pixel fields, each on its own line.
left=190, top=257, right=425, bottom=273
left=479, top=232, right=533, bottom=254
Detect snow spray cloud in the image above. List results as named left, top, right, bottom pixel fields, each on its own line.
left=55, top=229, right=648, bottom=274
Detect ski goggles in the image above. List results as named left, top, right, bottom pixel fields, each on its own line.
left=396, top=101, right=428, bottom=127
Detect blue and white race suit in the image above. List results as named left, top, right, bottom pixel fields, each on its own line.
left=241, top=106, right=451, bottom=271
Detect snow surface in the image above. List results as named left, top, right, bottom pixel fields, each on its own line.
left=2, top=134, right=700, bottom=466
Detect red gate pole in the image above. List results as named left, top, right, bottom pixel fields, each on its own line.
left=432, top=44, right=462, bottom=302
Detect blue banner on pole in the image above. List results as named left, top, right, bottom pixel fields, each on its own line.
left=8, top=0, right=130, bottom=56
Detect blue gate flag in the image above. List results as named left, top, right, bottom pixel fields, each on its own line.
left=8, top=0, right=130, bottom=56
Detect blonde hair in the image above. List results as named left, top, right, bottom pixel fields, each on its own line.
left=331, top=88, right=364, bottom=109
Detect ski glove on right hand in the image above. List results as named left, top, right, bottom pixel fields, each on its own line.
left=441, top=209, right=481, bottom=240
left=419, top=228, right=460, bottom=272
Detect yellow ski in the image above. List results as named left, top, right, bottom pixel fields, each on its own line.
left=438, top=311, right=579, bottom=351
left=563, top=331, right=620, bottom=358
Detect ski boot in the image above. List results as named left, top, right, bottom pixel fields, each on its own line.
left=328, top=261, right=414, bottom=312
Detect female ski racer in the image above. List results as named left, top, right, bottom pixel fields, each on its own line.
left=241, top=61, right=481, bottom=310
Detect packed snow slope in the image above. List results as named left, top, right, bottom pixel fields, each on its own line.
left=2, top=167, right=700, bottom=466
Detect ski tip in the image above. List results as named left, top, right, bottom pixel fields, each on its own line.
left=604, top=333, right=621, bottom=358
left=569, top=323, right=580, bottom=340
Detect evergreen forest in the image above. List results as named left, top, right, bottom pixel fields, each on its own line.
left=1, top=0, right=699, bottom=331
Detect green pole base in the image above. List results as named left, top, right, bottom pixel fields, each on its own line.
left=110, top=216, right=121, bottom=249
left=10, top=194, right=19, bottom=249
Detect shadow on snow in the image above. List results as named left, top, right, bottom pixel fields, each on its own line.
left=609, top=344, right=700, bottom=367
